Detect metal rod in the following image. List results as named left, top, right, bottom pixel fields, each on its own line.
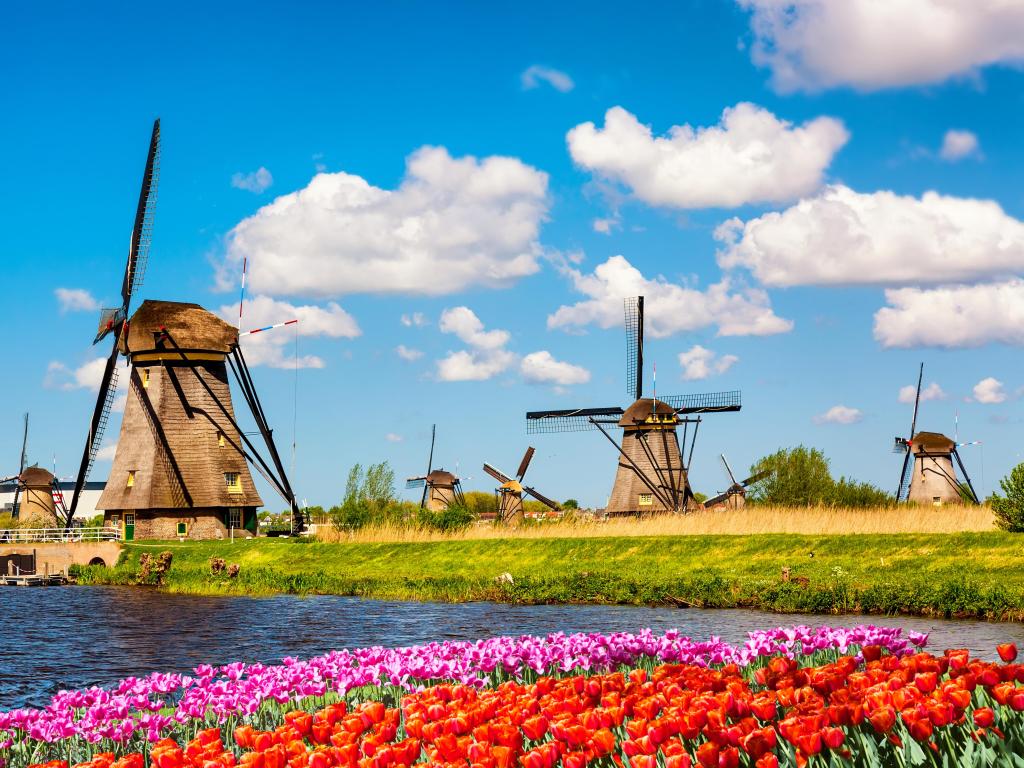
left=952, top=448, right=980, bottom=503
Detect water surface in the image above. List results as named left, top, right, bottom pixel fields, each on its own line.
left=3, top=586, right=1022, bottom=710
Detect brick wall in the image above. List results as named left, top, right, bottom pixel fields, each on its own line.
left=104, top=508, right=256, bottom=540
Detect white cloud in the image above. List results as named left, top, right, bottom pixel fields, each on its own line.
left=55, top=288, right=100, bottom=313
left=567, top=104, right=847, bottom=209
left=592, top=217, right=619, bottom=235
left=874, top=280, right=1024, bottom=348
left=898, top=382, right=946, bottom=404
left=813, top=405, right=863, bottom=425
left=740, top=0, right=1024, bottom=92
left=717, top=185, right=1024, bottom=287
left=231, top=167, right=273, bottom=193
left=384, top=433, right=404, bottom=443
left=436, top=307, right=516, bottom=382
left=438, top=306, right=510, bottom=350
left=436, top=349, right=517, bottom=382
left=223, top=295, right=360, bottom=368
left=96, top=443, right=118, bottom=461
left=396, top=344, right=424, bottom=362
left=972, top=377, right=1007, bottom=404
left=400, top=312, right=427, bottom=327
left=44, top=357, right=108, bottom=391
left=548, top=255, right=792, bottom=338
left=520, top=351, right=591, bottom=386
left=521, top=65, right=574, bottom=92
left=939, top=130, right=981, bottom=161
left=222, top=147, right=549, bottom=298
left=678, top=345, right=739, bottom=381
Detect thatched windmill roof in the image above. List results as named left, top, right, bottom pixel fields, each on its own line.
left=120, top=300, right=238, bottom=355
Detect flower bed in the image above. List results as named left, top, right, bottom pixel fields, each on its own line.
left=7, top=627, right=1023, bottom=767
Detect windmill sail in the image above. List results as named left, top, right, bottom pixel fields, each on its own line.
left=625, top=296, right=643, bottom=400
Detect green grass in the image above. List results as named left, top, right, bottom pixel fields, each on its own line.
left=71, top=532, right=1024, bottom=620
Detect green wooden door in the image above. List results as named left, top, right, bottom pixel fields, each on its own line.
left=124, top=512, right=135, bottom=541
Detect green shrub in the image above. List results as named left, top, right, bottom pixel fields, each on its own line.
left=991, top=463, right=1024, bottom=532
left=418, top=504, right=475, bottom=533
left=747, top=446, right=892, bottom=507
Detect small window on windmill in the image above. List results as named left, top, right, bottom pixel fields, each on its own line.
left=126, top=470, right=136, bottom=488
left=142, top=368, right=150, bottom=389
left=225, top=472, right=242, bottom=494
left=933, top=496, right=942, bottom=507
left=638, top=493, right=653, bottom=506
left=177, top=521, right=188, bottom=537
left=227, top=507, right=241, bottom=528
left=218, top=431, right=225, bottom=448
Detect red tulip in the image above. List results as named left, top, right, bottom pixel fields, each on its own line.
left=998, top=644, right=1018, bottom=663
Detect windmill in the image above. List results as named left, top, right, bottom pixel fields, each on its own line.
left=65, top=119, right=303, bottom=539
left=406, top=425, right=466, bottom=511
left=526, top=296, right=741, bottom=515
left=894, top=363, right=979, bottom=505
left=483, top=447, right=560, bottom=524
left=702, top=454, right=771, bottom=510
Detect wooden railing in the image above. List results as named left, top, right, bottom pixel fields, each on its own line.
left=0, top=527, right=122, bottom=543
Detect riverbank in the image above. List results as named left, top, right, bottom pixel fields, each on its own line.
left=71, top=531, right=1024, bottom=620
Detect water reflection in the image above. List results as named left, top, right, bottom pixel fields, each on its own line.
left=3, top=586, right=1022, bottom=709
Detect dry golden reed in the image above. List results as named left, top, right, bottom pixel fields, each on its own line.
left=314, top=504, right=996, bottom=544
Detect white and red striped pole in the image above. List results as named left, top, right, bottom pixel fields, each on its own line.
left=237, top=256, right=248, bottom=329
left=242, top=319, right=298, bottom=336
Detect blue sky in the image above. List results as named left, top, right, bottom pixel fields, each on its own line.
left=3, top=1, right=1023, bottom=508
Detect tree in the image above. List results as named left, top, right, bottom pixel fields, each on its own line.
left=562, top=499, right=579, bottom=510
left=991, top=463, right=1024, bottom=532
left=746, top=446, right=892, bottom=507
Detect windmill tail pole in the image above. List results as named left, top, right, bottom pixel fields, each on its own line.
left=238, top=256, right=247, bottom=328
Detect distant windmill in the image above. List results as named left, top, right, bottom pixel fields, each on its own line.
left=894, top=363, right=979, bottom=505
left=406, top=425, right=466, bottom=511
left=526, top=296, right=741, bottom=515
left=1, top=414, right=67, bottom=525
left=703, top=454, right=771, bottom=510
left=483, top=446, right=560, bottom=524
left=66, top=119, right=302, bottom=539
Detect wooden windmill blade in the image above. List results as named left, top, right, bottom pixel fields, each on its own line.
left=523, top=485, right=560, bottom=510
left=660, top=391, right=742, bottom=414
left=515, top=447, right=535, bottom=481
left=525, top=406, right=623, bottom=434
left=895, top=363, right=924, bottom=500
left=624, top=296, right=644, bottom=400
left=483, top=463, right=512, bottom=484
left=405, top=476, right=427, bottom=489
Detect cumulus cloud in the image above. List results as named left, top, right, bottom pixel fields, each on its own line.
left=396, top=344, right=424, bottom=362
left=96, top=443, right=118, bottom=462
left=678, top=345, right=739, bottom=381
left=740, top=0, right=1024, bottom=92
left=717, top=185, right=1024, bottom=287
left=222, top=147, right=549, bottom=298
left=223, top=295, right=360, bottom=368
left=436, top=307, right=516, bottom=382
left=231, top=167, right=273, bottom=193
left=384, top=433, right=404, bottom=443
left=898, top=382, right=946, bottom=404
left=813, top=405, right=863, bottom=425
left=567, top=104, right=847, bottom=209
left=44, top=357, right=108, bottom=391
left=972, top=377, right=1007, bottom=404
left=520, top=351, right=591, bottom=386
left=939, top=130, right=981, bottom=161
left=400, top=312, right=427, bottom=327
left=55, top=288, right=100, bottom=313
left=548, top=255, right=792, bottom=338
left=874, top=280, right=1024, bottom=348
left=521, top=65, right=575, bottom=92
left=592, top=217, right=619, bottom=235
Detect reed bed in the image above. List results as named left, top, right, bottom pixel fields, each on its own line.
left=314, top=504, right=996, bottom=544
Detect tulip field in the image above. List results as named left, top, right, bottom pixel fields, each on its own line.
left=4, top=627, right=1024, bottom=768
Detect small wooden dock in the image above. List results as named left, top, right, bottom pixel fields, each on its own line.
left=0, top=573, right=67, bottom=586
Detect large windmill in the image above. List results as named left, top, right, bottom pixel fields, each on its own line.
left=703, top=454, right=771, bottom=510
left=406, top=425, right=466, bottom=511
left=483, top=447, right=560, bottom=524
left=894, top=363, right=979, bottom=505
left=65, top=119, right=303, bottom=539
left=526, top=297, right=741, bottom=515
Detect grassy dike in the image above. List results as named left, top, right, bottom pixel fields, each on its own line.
left=72, top=532, right=1024, bottom=620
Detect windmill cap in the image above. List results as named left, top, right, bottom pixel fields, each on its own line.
left=911, top=431, right=955, bottom=452
left=426, top=469, right=458, bottom=485
left=122, top=300, right=238, bottom=355
left=619, top=398, right=677, bottom=427
left=19, top=466, right=55, bottom=486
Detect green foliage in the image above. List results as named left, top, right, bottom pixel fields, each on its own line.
left=562, top=499, right=579, bottom=510
left=991, top=462, right=1024, bottom=532
left=462, top=491, right=497, bottom=517
left=747, top=446, right=893, bottom=507
left=417, top=503, right=476, bottom=533
left=331, top=461, right=410, bottom=531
